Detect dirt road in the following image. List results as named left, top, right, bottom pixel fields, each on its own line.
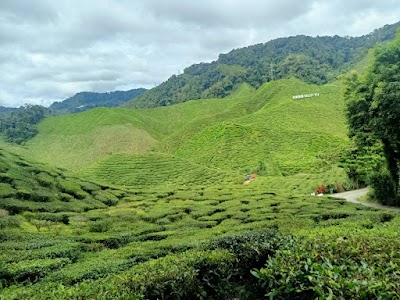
left=333, top=187, right=400, bottom=212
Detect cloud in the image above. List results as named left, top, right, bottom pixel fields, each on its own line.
left=0, top=0, right=399, bottom=107
left=141, top=0, right=315, bottom=28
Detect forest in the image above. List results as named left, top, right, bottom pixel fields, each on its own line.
left=126, top=22, right=400, bottom=108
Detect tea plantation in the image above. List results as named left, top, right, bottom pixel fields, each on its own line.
left=1, top=79, right=400, bottom=299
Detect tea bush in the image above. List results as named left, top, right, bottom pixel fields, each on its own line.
left=252, top=233, right=400, bottom=299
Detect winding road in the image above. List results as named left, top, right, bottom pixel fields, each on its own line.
left=332, top=187, right=400, bottom=212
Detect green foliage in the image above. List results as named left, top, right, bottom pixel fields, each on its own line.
left=344, top=32, right=400, bottom=198
left=1, top=258, right=70, bottom=287
left=0, top=105, right=48, bottom=144
left=0, top=147, right=146, bottom=215
left=339, top=142, right=386, bottom=188
left=369, top=171, right=398, bottom=206
left=0, top=215, right=21, bottom=229
left=88, top=219, right=111, bottom=233
left=207, top=229, right=285, bottom=265
left=276, top=54, right=329, bottom=85
left=49, top=88, right=146, bottom=115
left=252, top=232, right=400, bottom=299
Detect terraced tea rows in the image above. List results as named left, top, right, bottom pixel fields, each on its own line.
left=82, top=153, right=240, bottom=188
left=2, top=176, right=397, bottom=300
left=18, top=79, right=348, bottom=185
left=175, top=123, right=347, bottom=175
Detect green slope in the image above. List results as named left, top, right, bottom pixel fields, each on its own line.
left=17, top=78, right=349, bottom=191
left=0, top=146, right=137, bottom=215
left=81, top=152, right=241, bottom=188
left=22, top=107, right=168, bottom=170
left=173, top=78, right=348, bottom=175
left=5, top=74, right=400, bottom=299
left=20, top=83, right=257, bottom=170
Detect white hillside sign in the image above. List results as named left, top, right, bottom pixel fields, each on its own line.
left=292, top=93, right=320, bottom=100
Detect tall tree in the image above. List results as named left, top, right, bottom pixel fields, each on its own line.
left=345, top=31, right=400, bottom=193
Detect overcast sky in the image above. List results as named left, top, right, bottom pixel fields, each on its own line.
left=1, top=0, right=399, bottom=107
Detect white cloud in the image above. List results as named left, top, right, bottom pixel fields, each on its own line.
left=0, top=0, right=399, bottom=107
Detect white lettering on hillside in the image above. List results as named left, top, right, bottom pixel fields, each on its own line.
left=292, top=93, right=320, bottom=100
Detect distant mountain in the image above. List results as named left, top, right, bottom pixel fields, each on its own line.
left=0, top=88, right=146, bottom=144
left=125, top=22, right=400, bottom=108
left=0, top=106, right=19, bottom=115
left=50, top=88, right=146, bottom=114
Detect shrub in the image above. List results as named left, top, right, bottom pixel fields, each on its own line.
left=110, top=250, right=236, bottom=300
left=33, top=213, right=71, bottom=225
left=2, top=258, right=70, bottom=286
left=380, top=213, right=394, bottom=223
left=59, top=193, right=73, bottom=202
left=315, top=184, right=329, bottom=194
left=252, top=233, right=400, bottom=299
left=85, top=243, right=105, bottom=252
left=335, top=183, right=343, bottom=193
left=0, top=250, right=236, bottom=299
left=57, top=180, right=89, bottom=200
left=204, top=229, right=295, bottom=299
left=0, top=209, right=9, bottom=218
left=0, top=215, right=21, bottom=229
left=0, top=183, right=16, bottom=198
left=369, top=171, right=398, bottom=206
left=35, top=172, right=55, bottom=188
left=88, top=220, right=111, bottom=233
left=93, top=190, right=119, bottom=206
left=80, top=182, right=101, bottom=193
left=31, top=219, right=53, bottom=232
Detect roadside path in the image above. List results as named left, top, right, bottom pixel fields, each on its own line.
left=332, top=187, right=400, bottom=212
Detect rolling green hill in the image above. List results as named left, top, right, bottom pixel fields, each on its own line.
left=12, top=78, right=350, bottom=194
left=172, top=79, right=348, bottom=175
left=22, top=108, right=158, bottom=170
left=0, top=146, right=140, bottom=215
left=17, top=83, right=257, bottom=170
left=126, top=22, right=400, bottom=108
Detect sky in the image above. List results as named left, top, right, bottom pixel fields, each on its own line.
left=1, top=0, right=399, bottom=107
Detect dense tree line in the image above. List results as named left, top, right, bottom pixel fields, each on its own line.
left=0, top=88, right=146, bottom=143
left=50, top=88, right=146, bottom=115
left=0, top=105, right=48, bottom=144
left=344, top=31, right=400, bottom=205
left=0, top=106, right=19, bottom=115
left=126, top=22, right=400, bottom=108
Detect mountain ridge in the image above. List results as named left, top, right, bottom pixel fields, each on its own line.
left=125, top=21, right=400, bottom=108
left=49, top=88, right=146, bottom=115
